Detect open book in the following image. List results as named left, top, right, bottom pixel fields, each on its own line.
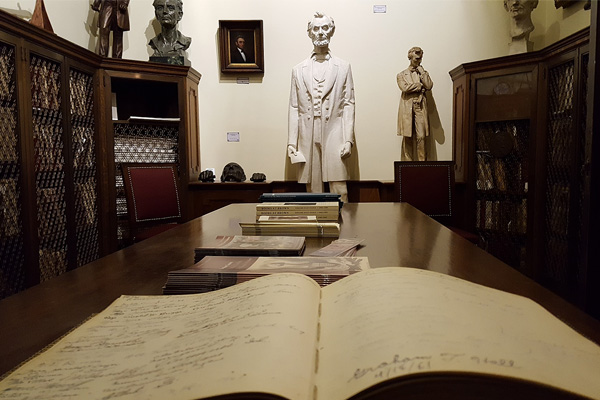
left=1, top=268, right=599, bottom=399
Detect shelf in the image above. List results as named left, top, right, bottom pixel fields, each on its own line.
left=0, top=162, right=19, bottom=179
left=0, top=97, right=16, bottom=108
left=477, top=229, right=527, bottom=242
left=35, top=170, right=65, bottom=188
left=475, top=189, right=528, bottom=199
left=71, top=115, right=95, bottom=125
left=112, top=117, right=180, bottom=126
left=550, top=108, right=574, bottom=118
left=32, top=107, right=61, bottom=120
left=0, top=234, right=24, bottom=252
left=76, top=222, right=99, bottom=234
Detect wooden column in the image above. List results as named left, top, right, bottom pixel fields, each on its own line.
left=583, top=1, right=600, bottom=319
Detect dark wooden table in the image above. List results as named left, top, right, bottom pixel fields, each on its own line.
left=1, top=202, right=599, bottom=377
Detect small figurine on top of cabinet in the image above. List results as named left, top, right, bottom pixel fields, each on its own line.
left=149, top=0, right=191, bottom=66
left=91, top=0, right=130, bottom=59
left=397, top=46, right=433, bottom=161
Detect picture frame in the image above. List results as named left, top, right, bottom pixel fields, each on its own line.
left=219, top=20, right=264, bottom=74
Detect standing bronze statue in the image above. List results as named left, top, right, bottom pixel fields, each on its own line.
left=91, top=0, right=130, bottom=59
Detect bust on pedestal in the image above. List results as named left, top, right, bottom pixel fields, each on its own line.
left=504, top=0, right=538, bottom=55
left=149, top=0, right=191, bottom=66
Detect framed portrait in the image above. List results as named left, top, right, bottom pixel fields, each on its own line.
left=219, top=20, right=264, bottom=74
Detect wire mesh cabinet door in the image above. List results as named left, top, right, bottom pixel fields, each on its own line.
left=0, top=35, right=26, bottom=299
left=472, top=68, right=537, bottom=276
left=539, top=48, right=589, bottom=306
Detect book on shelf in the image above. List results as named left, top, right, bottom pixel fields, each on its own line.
left=128, top=116, right=181, bottom=122
left=256, top=202, right=340, bottom=221
left=240, top=221, right=340, bottom=238
left=127, top=116, right=181, bottom=123
left=2, top=267, right=599, bottom=400
left=162, top=255, right=370, bottom=295
left=111, top=92, right=118, bottom=120
left=194, top=235, right=305, bottom=262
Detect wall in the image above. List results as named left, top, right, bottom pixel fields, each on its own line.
left=534, top=0, right=591, bottom=48
left=0, top=0, right=590, bottom=181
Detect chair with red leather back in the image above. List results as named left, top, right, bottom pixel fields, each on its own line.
left=121, top=163, right=182, bottom=243
left=394, top=161, right=478, bottom=244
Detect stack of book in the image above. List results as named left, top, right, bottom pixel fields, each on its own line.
left=163, top=255, right=371, bottom=294
left=194, top=235, right=306, bottom=262
left=243, top=195, right=342, bottom=238
left=240, top=215, right=340, bottom=238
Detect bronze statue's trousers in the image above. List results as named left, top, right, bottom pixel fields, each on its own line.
left=402, top=102, right=427, bottom=161
left=98, top=27, right=123, bottom=58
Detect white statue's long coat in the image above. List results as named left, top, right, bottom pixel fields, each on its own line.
left=288, top=55, right=355, bottom=183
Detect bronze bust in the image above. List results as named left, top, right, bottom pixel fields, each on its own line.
left=149, top=0, right=191, bottom=65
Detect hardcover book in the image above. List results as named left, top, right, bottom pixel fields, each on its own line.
left=308, top=238, right=364, bottom=257
left=259, top=192, right=342, bottom=207
left=240, top=221, right=340, bottom=238
left=256, top=202, right=340, bottom=221
left=163, top=256, right=370, bottom=294
left=194, top=235, right=305, bottom=262
left=257, top=215, right=318, bottom=223
left=1, top=267, right=598, bottom=399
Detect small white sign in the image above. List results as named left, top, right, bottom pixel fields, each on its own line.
left=237, top=77, right=250, bottom=84
left=227, top=132, right=240, bottom=142
left=373, top=5, right=387, bottom=13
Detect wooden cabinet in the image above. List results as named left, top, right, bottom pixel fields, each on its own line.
left=0, top=11, right=104, bottom=298
left=451, top=28, right=597, bottom=315
left=0, top=10, right=201, bottom=297
left=97, top=60, right=201, bottom=248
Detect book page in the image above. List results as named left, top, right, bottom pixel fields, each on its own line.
left=316, top=267, right=600, bottom=400
left=0, top=274, right=322, bottom=400
left=246, top=257, right=369, bottom=274
left=289, top=150, right=306, bottom=164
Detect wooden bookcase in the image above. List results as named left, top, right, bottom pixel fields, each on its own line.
left=450, top=28, right=597, bottom=314
left=0, top=10, right=105, bottom=298
left=0, top=10, right=201, bottom=298
left=98, top=59, right=201, bottom=249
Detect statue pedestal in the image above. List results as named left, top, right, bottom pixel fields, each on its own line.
left=149, top=56, right=190, bottom=66
left=508, top=39, right=533, bottom=55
